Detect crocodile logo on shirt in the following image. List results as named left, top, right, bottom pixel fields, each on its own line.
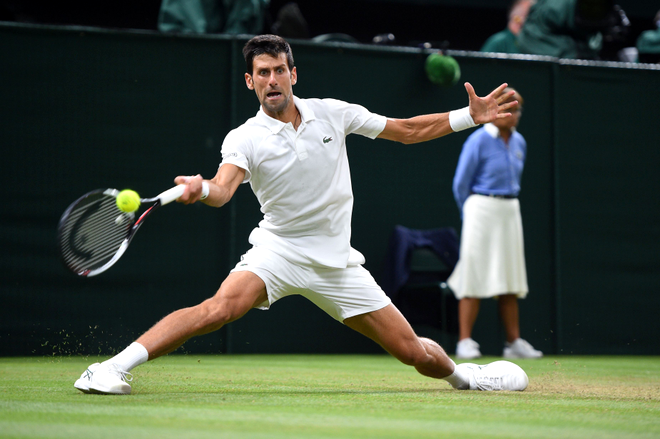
left=323, top=136, right=333, bottom=144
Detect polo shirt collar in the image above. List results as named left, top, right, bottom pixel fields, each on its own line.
left=255, top=95, right=316, bottom=134
left=294, top=95, right=315, bottom=123
left=484, top=122, right=516, bottom=139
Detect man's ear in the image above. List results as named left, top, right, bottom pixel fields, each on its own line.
left=291, top=67, right=297, bottom=85
left=245, top=73, right=254, bottom=90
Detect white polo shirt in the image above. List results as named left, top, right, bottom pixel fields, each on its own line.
left=220, top=96, right=387, bottom=268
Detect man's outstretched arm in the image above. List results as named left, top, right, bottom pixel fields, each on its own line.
left=377, top=82, right=516, bottom=145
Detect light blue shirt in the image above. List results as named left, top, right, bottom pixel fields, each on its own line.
left=452, top=123, right=526, bottom=215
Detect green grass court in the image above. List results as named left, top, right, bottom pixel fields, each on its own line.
left=1, top=355, right=659, bottom=438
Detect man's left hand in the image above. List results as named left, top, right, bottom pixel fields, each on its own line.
left=466, top=82, right=517, bottom=125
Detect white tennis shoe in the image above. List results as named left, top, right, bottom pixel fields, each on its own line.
left=456, top=338, right=482, bottom=359
left=74, top=362, right=133, bottom=395
left=503, top=338, right=543, bottom=359
left=455, top=361, right=529, bottom=391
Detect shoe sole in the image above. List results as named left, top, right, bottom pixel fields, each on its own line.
left=74, top=377, right=95, bottom=394
left=74, top=380, right=131, bottom=395
left=74, top=382, right=93, bottom=394
left=88, top=384, right=132, bottom=395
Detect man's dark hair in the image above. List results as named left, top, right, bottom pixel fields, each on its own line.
left=243, top=34, right=295, bottom=75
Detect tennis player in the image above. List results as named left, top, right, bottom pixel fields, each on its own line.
left=75, top=34, right=529, bottom=394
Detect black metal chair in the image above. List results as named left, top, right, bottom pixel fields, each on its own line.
left=381, top=226, right=459, bottom=346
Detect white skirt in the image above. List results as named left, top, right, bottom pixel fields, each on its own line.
left=447, top=194, right=528, bottom=299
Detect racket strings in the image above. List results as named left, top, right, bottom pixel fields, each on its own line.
left=59, top=194, right=134, bottom=273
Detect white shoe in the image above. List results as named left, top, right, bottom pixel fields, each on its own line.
left=74, top=363, right=100, bottom=393
left=74, top=362, right=133, bottom=395
left=456, top=338, right=482, bottom=359
left=503, top=338, right=543, bottom=359
left=455, top=361, right=529, bottom=391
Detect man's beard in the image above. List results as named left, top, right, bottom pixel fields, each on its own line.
left=262, top=93, right=290, bottom=115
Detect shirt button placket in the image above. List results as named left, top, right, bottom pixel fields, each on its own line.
left=294, top=125, right=308, bottom=160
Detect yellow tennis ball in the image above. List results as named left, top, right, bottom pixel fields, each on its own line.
left=116, top=189, right=141, bottom=213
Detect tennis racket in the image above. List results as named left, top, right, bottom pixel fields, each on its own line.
left=57, top=185, right=186, bottom=277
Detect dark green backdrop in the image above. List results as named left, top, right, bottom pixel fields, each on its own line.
left=1, top=23, right=658, bottom=356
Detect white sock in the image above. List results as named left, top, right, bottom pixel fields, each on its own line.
left=443, top=359, right=470, bottom=390
left=102, top=342, right=149, bottom=372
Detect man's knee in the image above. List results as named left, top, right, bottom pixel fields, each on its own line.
left=197, top=277, right=266, bottom=328
left=198, top=290, right=254, bottom=326
left=198, top=297, right=231, bottom=323
left=392, top=340, right=431, bottom=367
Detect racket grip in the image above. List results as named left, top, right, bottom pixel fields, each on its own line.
left=158, top=185, right=186, bottom=205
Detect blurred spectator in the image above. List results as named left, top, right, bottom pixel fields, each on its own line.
left=636, top=10, right=660, bottom=63
left=158, top=0, right=269, bottom=34
left=448, top=87, right=542, bottom=360
left=517, top=0, right=629, bottom=60
left=481, top=0, right=534, bottom=54
left=270, top=2, right=309, bottom=39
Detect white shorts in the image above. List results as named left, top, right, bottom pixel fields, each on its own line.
left=230, top=246, right=391, bottom=322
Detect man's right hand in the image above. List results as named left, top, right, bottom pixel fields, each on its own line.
left=174, top=174, right=204, bottom=204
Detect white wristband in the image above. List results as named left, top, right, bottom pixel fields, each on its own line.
left=449, top=107, right=478, bottom=132
left=201, top=181, right=209, bottom=200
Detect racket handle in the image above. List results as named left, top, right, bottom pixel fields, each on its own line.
left=157, top=185, right=186, bottom=205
